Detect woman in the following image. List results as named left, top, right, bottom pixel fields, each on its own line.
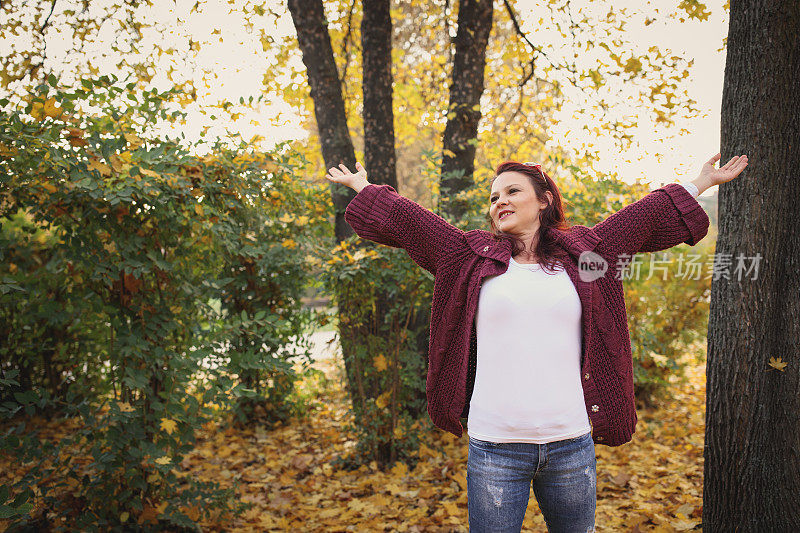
left=325, top=153, right=748, bottom=532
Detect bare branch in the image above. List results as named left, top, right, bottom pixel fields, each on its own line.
left=502, top=0, right=542, bottom=88
left=41, top=0, right=57, bottom=33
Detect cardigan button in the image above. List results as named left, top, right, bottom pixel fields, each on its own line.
left=584, top=373, right=590, bottom=380
left=483, top=246, right=489, bottom=252
left=596, top=436, right=604, bottom=441
left=591, top=404, right=599, bottom=412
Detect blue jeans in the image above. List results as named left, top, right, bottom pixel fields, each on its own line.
left=467, top=432, right=596, bottom=532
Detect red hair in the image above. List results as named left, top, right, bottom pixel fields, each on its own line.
left=485, top=161, right=573, bottom=273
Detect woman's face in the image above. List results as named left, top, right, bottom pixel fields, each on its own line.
left=489, top=171, right=551, bottom=234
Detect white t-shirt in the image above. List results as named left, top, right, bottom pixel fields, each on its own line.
left=467, top=256, right=592, bottom=443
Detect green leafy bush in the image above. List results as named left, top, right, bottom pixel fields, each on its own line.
left=0, top=75, right=327, bottom=530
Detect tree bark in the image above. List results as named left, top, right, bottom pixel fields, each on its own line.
left=287, top=0, right=357, bottom=241
left=288, top=0, right=367, bottom=429
left=290, top=1, right=428, bottom=464
left=440, top=0, right=493, bottom=223
left=361, top=0, right=403, bottom=465
left=361, top=0, right=397, bottom=190
left=704, top=2, right=800, bottom=530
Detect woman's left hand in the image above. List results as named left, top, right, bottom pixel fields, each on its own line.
left=698, top=152, right=749, bottom=186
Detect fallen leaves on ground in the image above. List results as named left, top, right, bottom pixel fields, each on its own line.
left=0, top=345, right=708, bottom=532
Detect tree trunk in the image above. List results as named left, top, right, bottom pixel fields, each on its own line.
left=287, top=0, right=358, bottom=241
left=362, top=0, right=400, bottom=466
left=362, top=0, right=397, bottom=190
left=287, top=0, right=365, bottom=426
left=440, top=0, right=493, bottom=223
left=290, top=1, right=424, bottom=465
left=704, top=3, right=800, bottom=531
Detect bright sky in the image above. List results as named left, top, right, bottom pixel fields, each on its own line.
left=10, top=0, right=729, bottom=196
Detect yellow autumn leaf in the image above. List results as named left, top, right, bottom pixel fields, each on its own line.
left=375, top=390, right=392, bottom=409
left=30, top=102, right=45, bottom=120
left=109, top=154, right=123, bottom=173
left=624, top=56, right=643, bottom=74
left=120, top=511, right=129, bottom=523
left=139, top=168, right=160, bottom=179
left=44, top=98, right=62, bottom=118
left=160, top=418, right=178, bottom=435
left=41, top=182, right=58, bottom=194
left=281, top=239, right=297, bottom=249
left=124, top=132, right=143, bottom=148
left=0, top=142, right=16, bottom=156
left=154, top=456, right=171, bottom=465
left=117, top=401, right=135, bottom=412
left=390, top=461, right=408, bottom=478
left=88, top=159, right=112, bottom=176
left=768, top=356, right=787, bottom=372
left=194, top=203, right=204, bottom=216
left=442, top=500, right=460, bottom=517
left=30, top=97, right=62, bottom=120
left=295, top=215, right=310, bottom=225
left=278, top=213, right=294, bottom=223
left=442, top=149, right=456, bottom=158
left=373, top=354, right=388, bottom=372
left=649, top=352, right=668, bottom=366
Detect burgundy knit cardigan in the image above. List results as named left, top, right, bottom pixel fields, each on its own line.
left=344, top=182, right=710, bottom=446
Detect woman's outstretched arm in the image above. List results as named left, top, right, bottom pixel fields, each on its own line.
left=326, top=162, right=464, bottom=275
left=591, top=153, right=749, bottom=258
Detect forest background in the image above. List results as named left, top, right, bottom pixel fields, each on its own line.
left=1, top=0, right=735, bottom=531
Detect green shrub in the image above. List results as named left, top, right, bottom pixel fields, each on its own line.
left=0, top=74, right=327, bottom=530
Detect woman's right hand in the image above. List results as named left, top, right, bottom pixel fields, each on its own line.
left=325, top=162, right=370, bottom=193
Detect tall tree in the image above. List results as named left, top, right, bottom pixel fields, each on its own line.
left=290, top=0, right=424, bottom=466
left=361, top=0, right=397, bottom=190
left=439, top=0, right=493, bottom=223
left=704, top=2, right=800, bottom=530
left=287, top=0, right=369, bottom=433
left=286, top=0, right=358, bottom=241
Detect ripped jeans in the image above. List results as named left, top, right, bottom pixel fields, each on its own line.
left=467, top=432, right=596, bottom=532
